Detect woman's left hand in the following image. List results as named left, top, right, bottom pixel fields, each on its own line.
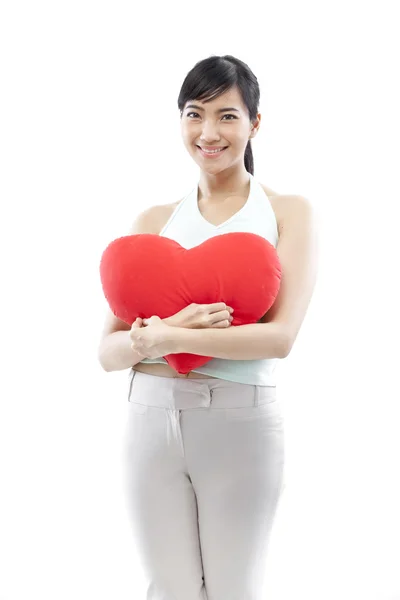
left=130, top=315, right=178, bottom=359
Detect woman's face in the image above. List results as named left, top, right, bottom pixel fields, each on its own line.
left=180, top=86, right=260, bottom=173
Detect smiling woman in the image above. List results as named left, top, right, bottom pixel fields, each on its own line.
left=184, top=103, right=240, bottom=157
left=99, top=53, right=318, bottom=600
left=179, top=83, right=260, bottom=177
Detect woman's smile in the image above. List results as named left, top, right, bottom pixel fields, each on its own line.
left=196, top=145, right=228, bottom=158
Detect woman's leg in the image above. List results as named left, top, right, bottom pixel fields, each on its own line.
left=121, top=372, right=285, bottom=600
left=182, top=382, right=285, bottom=600
left=121, top=372, right=207, bottom=600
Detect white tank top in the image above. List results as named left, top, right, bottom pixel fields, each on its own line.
left=140, top=172, right=280, bottom=386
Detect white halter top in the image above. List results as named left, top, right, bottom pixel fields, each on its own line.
left=139, top=172, right=280, bottom=386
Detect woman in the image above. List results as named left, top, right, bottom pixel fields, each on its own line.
left=98, top=55, right=318, bottom=600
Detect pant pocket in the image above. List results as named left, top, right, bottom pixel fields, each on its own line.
left=127, top=370, right=149, bottom=415
left=256, top=385, right=278, bottom=406
left=127, top=369, right=136, bottom=402
left=224, top=386, right=280, bottom=420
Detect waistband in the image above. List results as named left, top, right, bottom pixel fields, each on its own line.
left=127, top=369, right=277, bottom=411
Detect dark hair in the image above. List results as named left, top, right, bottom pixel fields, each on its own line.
left=178, top=55, right=260, bottom=175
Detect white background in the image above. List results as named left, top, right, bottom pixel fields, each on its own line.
left=1, top=1, right=399, bottom=599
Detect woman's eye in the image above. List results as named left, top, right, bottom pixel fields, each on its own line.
left=186, top=113, right=237, bottom=120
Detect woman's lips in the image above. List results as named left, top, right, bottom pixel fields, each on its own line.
left=196, top=146, right=228, bottom=158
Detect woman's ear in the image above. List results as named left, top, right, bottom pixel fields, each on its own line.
left=250, top=113, right=262, bottom=138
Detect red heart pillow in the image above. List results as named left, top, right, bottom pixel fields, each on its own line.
left=99, top=232, right=281, bottom=374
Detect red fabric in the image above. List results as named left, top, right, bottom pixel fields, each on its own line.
left=99, top=232, right=281, bottom=374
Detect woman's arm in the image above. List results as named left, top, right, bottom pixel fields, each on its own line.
left=172, top=321, right=288, bottom=360
left=172, top=194, right=319, bottom=361
left=99, top=306, right=236, bottom=371
left=98, top=330, right=147, bottom=372
left=129, top=194, right=319, bottom=363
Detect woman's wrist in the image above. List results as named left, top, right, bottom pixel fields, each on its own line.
left=169, top=326, right=189, bottom=353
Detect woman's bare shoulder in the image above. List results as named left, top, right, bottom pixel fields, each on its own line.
left=260, top=183, right=287, bottom=230
left=260, top=183, right=280, bottom=197
left=260, top=183, right=316, bottom=242
left=260, top=182, right=305, bottom=204
left=129, top=198, right=184, bottom=236
left=260, top=183, right=307, bottom=233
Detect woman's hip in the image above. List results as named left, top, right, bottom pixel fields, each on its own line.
left=127, top=368, right=280, bottom=413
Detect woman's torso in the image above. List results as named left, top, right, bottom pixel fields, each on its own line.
left=133, top=180, right=285, bottom=380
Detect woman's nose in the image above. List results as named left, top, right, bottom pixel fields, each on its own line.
left=200, top=121, right=221, bottom=142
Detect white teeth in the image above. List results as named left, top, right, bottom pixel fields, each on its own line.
left=200, top=147, right=225, bottom=154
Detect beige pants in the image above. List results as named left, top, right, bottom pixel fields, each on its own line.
left=121, top=370, right=285, bottom=600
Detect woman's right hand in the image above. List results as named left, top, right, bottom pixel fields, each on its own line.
left=164, top=303, right=234, bottom=329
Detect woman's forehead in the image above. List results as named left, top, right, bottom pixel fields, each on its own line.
left=185, top=87, right=245, bottom=110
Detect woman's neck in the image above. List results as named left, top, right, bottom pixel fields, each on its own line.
left=198, top=167, right=251, bottom=203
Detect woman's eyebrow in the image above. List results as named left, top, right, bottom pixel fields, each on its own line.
left=185, top=104, right=240, bottom=113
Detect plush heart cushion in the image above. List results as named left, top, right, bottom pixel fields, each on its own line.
left=99, top=232, right=281, bottom=374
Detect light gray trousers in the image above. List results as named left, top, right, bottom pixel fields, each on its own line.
left=121, top=370, right=285, bottom=600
